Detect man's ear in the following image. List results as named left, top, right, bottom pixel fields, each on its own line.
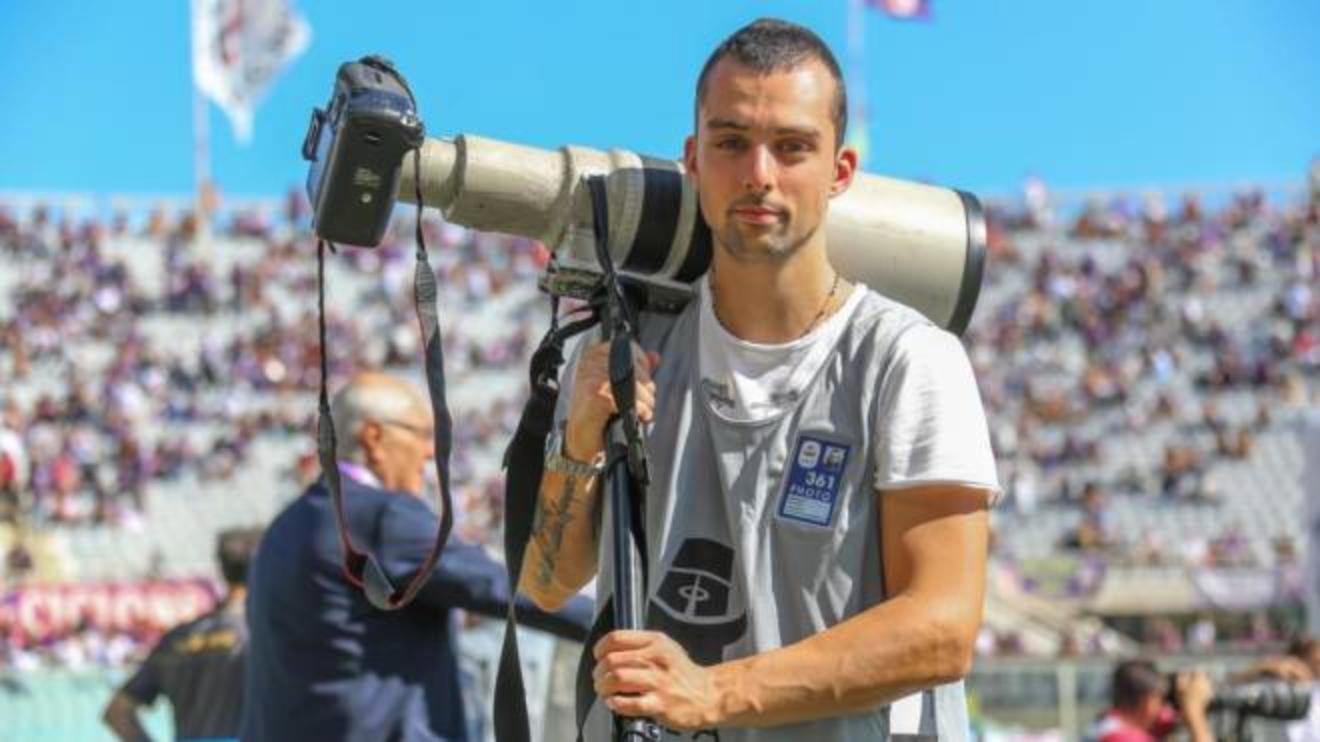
left=830, top=146, right=859, bottom=198
left=682, top=135, right=699, bottom=184
left=358, top=421, right=383, bottom=462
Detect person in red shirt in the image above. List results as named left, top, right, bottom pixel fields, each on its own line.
left=1088, top=659, right=1215, bottom=742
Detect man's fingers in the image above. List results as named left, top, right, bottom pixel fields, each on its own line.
left=605, top=692, right=659, bottom=718
left=593, top=647, right=665, bottom=678
left=1280, top=657, right=1312, bottom=680
left=637, top=388, right=656, bottom=418
left=594, top=630, right=657, bottom=659
left=595, top=666, right=659, bottom=696
left=592, top=382, right=619, bottom=411
left=586, top=381, right=656, bottom=420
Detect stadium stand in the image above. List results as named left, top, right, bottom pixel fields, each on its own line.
left=0, top=176, right=1315, bottom=738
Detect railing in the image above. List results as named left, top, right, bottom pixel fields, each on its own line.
left=971, top=654, right=1296, bottom=741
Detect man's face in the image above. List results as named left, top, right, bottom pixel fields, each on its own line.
left=1137, top=691, right=1166, bottom=728
left=684, top=57, right=856, bottom=265
left=367, top=410, right=435, bottom=497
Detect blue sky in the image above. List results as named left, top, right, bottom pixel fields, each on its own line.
left=0, top=1, right=1315, bottom=199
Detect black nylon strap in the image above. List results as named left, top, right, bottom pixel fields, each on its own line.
left=493, top=307, right=601, bottom=742
left=575, top=598, right=616, bottom=742
left=315, top=148, right=456, bottom=612
left=587, top=175, right=658, bottom=741
left=315, top=240, right=370, bottom=589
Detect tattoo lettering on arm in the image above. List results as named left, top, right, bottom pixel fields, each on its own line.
left=533, top=474, right=580, bottom=590
left=590, top=475, right=604, bottom=546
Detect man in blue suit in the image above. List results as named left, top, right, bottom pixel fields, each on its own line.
left=241, top=372, right=591, bottom=741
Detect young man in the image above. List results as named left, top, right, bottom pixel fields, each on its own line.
left=103, top=527, right=262, bottom=742
left=520, top=18, right=999, bottom=741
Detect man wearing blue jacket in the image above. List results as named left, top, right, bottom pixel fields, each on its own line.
left=241, top=372, right=592, bottom=741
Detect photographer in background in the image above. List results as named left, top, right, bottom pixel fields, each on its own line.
left=1231, top=635, right=1320, bottom=741
left=1089, top=659, right=1215, bottom=742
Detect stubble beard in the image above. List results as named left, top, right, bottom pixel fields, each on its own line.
left=715, top=217, right=820, bottom=265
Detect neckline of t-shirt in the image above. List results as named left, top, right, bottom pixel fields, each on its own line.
left=700, top=274, right=867, bottom=354
left=695, top=280, right=873, bottom=429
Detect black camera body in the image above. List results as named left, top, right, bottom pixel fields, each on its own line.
left=302, top=56, right=424, bottom=248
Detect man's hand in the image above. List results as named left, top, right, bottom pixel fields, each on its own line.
left=593, top=629, right=721, bottom=731
left=1175, top=671, right=1216, bottom=742
left=1239, top=655, right=1312, bottom=683
left=565, top=342, right=660, bottom=460
left=1175, top=670, right=1213, bottom=714
left=102, top=692, right=152, bottom=742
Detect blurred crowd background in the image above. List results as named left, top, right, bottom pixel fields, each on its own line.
left=0, top=162, right=1316, bottom=738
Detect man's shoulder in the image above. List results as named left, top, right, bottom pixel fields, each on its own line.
left=261, top=477, right=415, bottom=554
left=1088, top=712, right=1156, bottom=742
left=299, top=476, right=412, bottom=512
left=149, top=607, right=241, bottom=659
left=851, top=285, right=936, bottom=334
left=636, top=302, right=694, bottom=351
left=837, top=286, right=950, bottom=368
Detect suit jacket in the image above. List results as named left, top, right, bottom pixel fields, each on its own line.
left=241, top=475, right=591, bottom=742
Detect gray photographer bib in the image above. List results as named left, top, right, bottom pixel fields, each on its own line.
left=579, top=288, right=970, bottom=742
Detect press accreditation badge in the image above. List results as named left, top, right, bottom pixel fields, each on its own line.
left=777, top=435, right=851, bottom=527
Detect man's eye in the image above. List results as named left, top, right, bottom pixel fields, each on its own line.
left=715, top=139, right=745, bottom=151
left=779, top=140, right=812, bottom=154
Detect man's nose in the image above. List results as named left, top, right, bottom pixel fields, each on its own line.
left=742, top=145, right=774, bottom=192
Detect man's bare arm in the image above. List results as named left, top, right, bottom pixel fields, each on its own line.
left=518, top=461, right=603, bottom=611
left=707, top=485, right=990, bottom=726
left=519, top=341, right=657, bottom=611
left=102, top=692, right=152, bottom=742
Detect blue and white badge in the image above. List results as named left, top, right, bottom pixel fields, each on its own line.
left=777, top=435, right=851, bottom=527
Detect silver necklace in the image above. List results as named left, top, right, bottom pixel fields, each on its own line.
left=709, top=270, right=842, bottom=340
left=799, top=271, right=842, bottom=339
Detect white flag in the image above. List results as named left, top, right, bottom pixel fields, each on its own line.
left=191, top=0, right=311, bottom=144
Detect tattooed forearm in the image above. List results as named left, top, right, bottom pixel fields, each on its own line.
left=589, top=478, right=604, bottom=547
left=533, top=474, right=580, bottom=590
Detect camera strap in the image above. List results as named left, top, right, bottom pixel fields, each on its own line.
left=494, top=176, right=658, bottom=742
left=314, top=142, right=457, bottom=611
left=575, top=175, right=658, bottom=742
left=493, top=297, right=601, bottom=742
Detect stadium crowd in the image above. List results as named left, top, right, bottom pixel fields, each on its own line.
left=974, top=181, right=1316, bottom=562
left=0, top=193, right=546, bottom=544
left=0, top=169, right=1316, bottom=673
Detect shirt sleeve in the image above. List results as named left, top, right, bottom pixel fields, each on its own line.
left=119, top=639, right=165, bottom=705
left=873, top=323, right=1001, bottom=501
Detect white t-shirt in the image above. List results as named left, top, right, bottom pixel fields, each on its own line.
left=697, top=276, right=1000, bottom=496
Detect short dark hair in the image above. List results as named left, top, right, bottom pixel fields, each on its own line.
left=695, top=18, right=849, bottom=148
left=216, top=527, right=262, bottom=586
left=1111, top=659, right=1167, bottom=709
left=1288, top=634, right=1318, bottom=660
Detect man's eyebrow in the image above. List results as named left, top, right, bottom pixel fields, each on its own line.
left=705, top=117, right=748, bottom=131
left=774, top=126, right=820, bottom=139
left=704, top=118, right=821, bottom=139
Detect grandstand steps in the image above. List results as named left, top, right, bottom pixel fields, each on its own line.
left=55, top=434, right=305, bottom=581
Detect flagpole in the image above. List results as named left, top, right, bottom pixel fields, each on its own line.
left=191, top=0, right=212, bottom=249
left=846, top=0, right=870, bottom=169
